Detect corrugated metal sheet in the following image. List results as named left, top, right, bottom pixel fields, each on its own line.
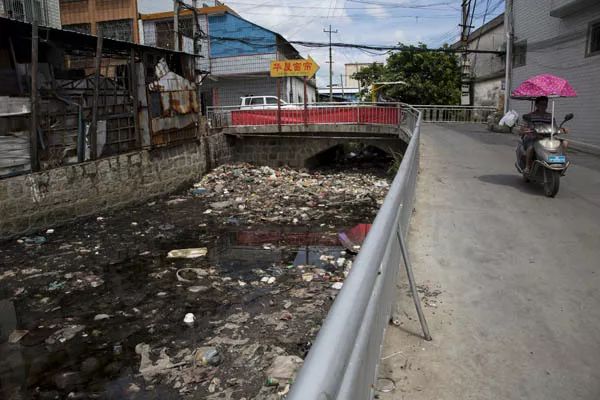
left=209, top=53, right=275, bottom=75
left=148, top=71, right=199, bottom=115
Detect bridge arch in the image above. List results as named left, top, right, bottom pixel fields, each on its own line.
left=231, top=135, right=407, bottom=168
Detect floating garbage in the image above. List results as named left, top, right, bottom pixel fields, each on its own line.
left=167, top=248, right=208, bottom=259
left=195, top=347, right=222, bottom=366
left=8, top=330, right=29, bottom=343
left=176, top=268, right=208, bottom=282
left=183, top=313, right=196, bottom=327
left=20, top=236, right=47, bottom=245
left=265, top=355, right=304, bottom=388
left=331, top=282, right=344, bottom=290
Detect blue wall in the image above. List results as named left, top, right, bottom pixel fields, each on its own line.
left=208, top=13, right=277, bottom=58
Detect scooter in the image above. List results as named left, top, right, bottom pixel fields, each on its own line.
left=515, top=113, right=574, bottom=197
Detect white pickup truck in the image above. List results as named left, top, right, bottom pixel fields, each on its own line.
left=240, top=96, right=295, bottom=110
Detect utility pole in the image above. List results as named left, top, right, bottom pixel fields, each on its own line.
left=504, top=0, right=513, bottom=114
left=324, top=25, right=337, bottom=102
left=459, top=0, right=473, bottom=105
left=173, top=0, right=179, bottom=51
left=30, top=20, right=39, bottom=171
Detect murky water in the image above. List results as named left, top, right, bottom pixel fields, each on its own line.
left=0, top=159, right=390, bottom=399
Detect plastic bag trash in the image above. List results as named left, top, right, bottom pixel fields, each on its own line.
left=183, top=313, right=196, bottom=326
left=8, top=329, right=29, bottom=343
left=260, top=276, right=276, bottom=284
left=331, top=282, right=344, bottom=290
left=188, top=285, right=209, bottom=293
left=167, top=248, right=207, bottom=259
left=176, top=268, right=208, bottom=282
left=266, top=355, right=304, bottom=387
left=210, top=201, right=232, bottom=209
left=195, top=347, right=222, bottom=366
left=48, top=281, right=65, bottom=291
left=190, top=187, right=208, bottom=196
left=499, top=110, right=519, bottom=127
left=93, top=314, right=111, bottom=321
left=21, top=236, right=47, bottom=245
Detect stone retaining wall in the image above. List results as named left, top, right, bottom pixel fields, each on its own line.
left=0, top=133, right=232, bottom=239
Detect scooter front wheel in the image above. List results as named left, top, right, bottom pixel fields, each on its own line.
left=543, top=170, right=560, bottom=197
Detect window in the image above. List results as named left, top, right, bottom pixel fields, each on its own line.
left=98, top=19, right=133, bottom=42
left=587, top=20, right=600, bottom=57
left=250, top=97, right=265, bottom=105
left=63, top=23, right=91, bottom=34
left=513, top=40, right=527, bottom=68
left=155, top=20, right=174, bottom=49
left=265, top=97, right=278, bottom=105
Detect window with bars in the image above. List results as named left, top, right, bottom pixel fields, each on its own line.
left=98, top=19, right=133, bottom=42
left=587, top=20, right=600, bottom=57
left=2, top=0, right=47, bottom=25
left=153, top=17, right=193, bottom=50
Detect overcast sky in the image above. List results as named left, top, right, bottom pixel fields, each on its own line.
left=138, top=0, right=504, bottom=86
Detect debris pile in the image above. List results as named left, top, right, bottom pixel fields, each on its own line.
left=191, top=163, right=390, bottom=225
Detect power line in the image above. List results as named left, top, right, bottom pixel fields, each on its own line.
left=235, top=10, right=458, bottom=19
left=204, top=35, right=505, bottom=54
left=346, top=0, right=457, bottom=9
left=229, top=0, right=458, bottom=9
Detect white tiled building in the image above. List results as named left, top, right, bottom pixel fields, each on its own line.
left=509, top=0, right=600, bottom=146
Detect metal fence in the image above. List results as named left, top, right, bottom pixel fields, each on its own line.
left=207, top=102, right=404, bottom=128
left=288, top=103, right=422, bottom=400
left=416, top=105, right=496, bottom=123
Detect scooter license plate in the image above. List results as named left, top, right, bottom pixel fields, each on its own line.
left=548, top=155, right=566, bottom=163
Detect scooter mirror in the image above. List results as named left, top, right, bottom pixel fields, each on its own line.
left=563, top=113, right=574, bottom=122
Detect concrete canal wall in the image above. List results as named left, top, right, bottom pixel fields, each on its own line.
left=0, top=133, right=233, bottom=239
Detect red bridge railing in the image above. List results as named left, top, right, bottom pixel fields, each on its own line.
left=207, top=102, right=404, bottom=129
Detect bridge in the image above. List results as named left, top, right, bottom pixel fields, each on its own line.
left=207, top=102, right=492, bottom=167
left=208, top=102, right=600, bottom=399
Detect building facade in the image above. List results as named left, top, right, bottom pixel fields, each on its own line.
left=510, top=0, right=600, bottom=146
left=140, top=5, right=317, bottom=109
left=452, top=14, right=505, bottom=108
left=0, top=0, right=61, bottom=28
left=59, top=0, right=139, bottom=43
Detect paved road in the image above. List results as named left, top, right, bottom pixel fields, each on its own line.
left=380, top=124, right=600, bottom=400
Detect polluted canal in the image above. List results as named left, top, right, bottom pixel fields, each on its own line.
left=0, top=151, right=394, bottom=399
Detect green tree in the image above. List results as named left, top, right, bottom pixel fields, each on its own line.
left=353, top=43, right=461, bottom=105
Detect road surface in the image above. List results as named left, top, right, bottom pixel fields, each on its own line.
left=380, top=124, right=600, bottom=400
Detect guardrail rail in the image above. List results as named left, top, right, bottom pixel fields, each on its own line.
left=415, top=105, right=496, bottom=123
left=287, top=103, right=422, bottom=400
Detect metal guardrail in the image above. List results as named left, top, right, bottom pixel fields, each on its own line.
left=415, top=105, right=496, bottom=123
left=207, top=102, right=404, bottom=129
left=288, top=103, right=422, bottom=400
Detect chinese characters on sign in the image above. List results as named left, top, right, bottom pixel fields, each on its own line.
left=270, top=56, right=319, bottom=78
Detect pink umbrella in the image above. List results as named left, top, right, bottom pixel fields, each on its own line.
left=511, top=74, right=577, bottom=99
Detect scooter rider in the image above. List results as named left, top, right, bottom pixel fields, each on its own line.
left=519, top=96, right=568, bottom=174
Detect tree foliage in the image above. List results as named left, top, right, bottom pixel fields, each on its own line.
left=353, top=44, right=461, bottom=105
